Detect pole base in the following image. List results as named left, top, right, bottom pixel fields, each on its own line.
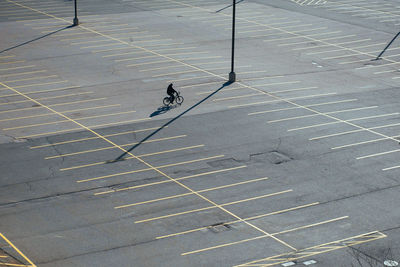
left=73, top=17, right=79, bottom=26
left=229, top=71, right=236, bottom=83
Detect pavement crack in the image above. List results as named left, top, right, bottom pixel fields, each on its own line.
left=319, top=183, right=400, bottom=206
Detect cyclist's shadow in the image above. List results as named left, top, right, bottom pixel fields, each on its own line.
left=149, top=104, right=179, bottom=117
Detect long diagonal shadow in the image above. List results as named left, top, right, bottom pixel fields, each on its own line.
left=215, top=0, right=244, bottom=13
left=374, top=31, right=400, bottom=60
left=0, top=25, right=73, bottom=54
left=108, top=80, right=233, bottom=163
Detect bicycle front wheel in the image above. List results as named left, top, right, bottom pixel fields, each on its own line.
left=163, top=97, right=171, bottom=106
left=176, top=96, right=184, bottom=104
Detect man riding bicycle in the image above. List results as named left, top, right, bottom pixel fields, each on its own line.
left=167, top=83, right=178, bottom=103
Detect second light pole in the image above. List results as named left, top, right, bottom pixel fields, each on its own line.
left=229, top=0, right=236, bottom=83
left=73, top=0, right=79, bottom=26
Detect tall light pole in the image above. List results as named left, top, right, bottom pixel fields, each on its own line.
left=73, top=0, right=79, bottom=26
left=229, top=0, right=236, bottom=83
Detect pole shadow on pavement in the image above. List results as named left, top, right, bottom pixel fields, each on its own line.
left=108, top=80, right=234, bottom=163
left=0, top=25, right=73, bottom=54
left=374, top=31, right=400, bottom=60
left=215, top=0, right=244, bottom=13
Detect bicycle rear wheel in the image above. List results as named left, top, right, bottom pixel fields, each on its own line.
left=163, top=97, right=171, bottom=106
left=176, top=96, right=184, bottom=104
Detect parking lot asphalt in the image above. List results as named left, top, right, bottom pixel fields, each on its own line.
left=1, top=0, right=400, bottom=266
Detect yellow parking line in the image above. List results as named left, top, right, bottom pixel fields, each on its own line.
left=12, top=80, right=67, bottom=89
left=126, top=59, right=173, bottom=67
left=135, top=189, right=292, bottom=223
left=134, top=41, right=190, bottom=48
left=0, top=65, right=36, bottom=72
left=183, top=80, right=226, bottom=90
left=0, top=86, right=81, bottom=98
left=60, top=145, right=205, bottom=171
left=127, top=38, right=173, bottom=44
left=264, top=31, right=342, bottom=42
left=319, top=43, right=386, bottom=58
left=127, top=56, right=222, bottom=67
left=250, top=26, right=326, bottom=38
left=250, top=24, right=313, bottom=38
left=213, top=93, right=264, bottom=102
left=3, top=75, right=58, bottom=83
left=0, top=233, right=36, bottom=267
left=255, top=80, right=301, bottom=87
left=115, top=54, right=159, bottom=62
left=0, top=70, right=47, bottom=78
left=61, top=35, right=111, bottom=41
left=116, top=177, right=269, bottom=209
left=239, top=75, right=285, bottom=81
left=96, top=27, right=139, bottom=32
left=274, top=216, right=349, bottom=236
left=32, top=24, right=70, bottom=29
left=24, top=21, right=68, bottom=26
left=249, top=99, right=358, bottom=116
left=298, top=113, right=399, bottom=135
left=56, top=32, right=95, bottom=37
left=30, top=125, right=158, bottom=149
left=4, top=110, right=136, bottom=131
left=357, top=148, right=400, bottom=160
left=91, top=24, right=131, bottom=29
left=182, top=56, right=222, bottom=61
left=278, top=34, right=354, bottom=47
left=19, top=118, right=151, bottom=139
left=156, top=202, right=319, bottom=239
left=94, top=166, right=247, bottom=196
left=77, top=155, right=225, bottom=183
left=46, top=135, right=185, bottom=159
left=80, top=43, right=122, bottom=49
left=139, top=64, right=186, bottom=72
left=71, top=39, right=114, bottom=45
left=239, top=21, right=307, bottom=33
left=181, top=216, right=348, bottom=256
left=153, top=46, right=197, bottom=52
left=383, top=165, right=400, bottom=171
left=172, top=74, right=214, bottom=82
left=113, top=34, right=161, bottom=40
left=0, top=104, right=119, bottom=123
left=292, top=38, right=372, bottom=51
left=0, top=97, right=106, bottom=114
left=116, top=51, right=207, bottom=63
left=332, top=134, right=400, bottom=150
left=0, top=262, right=30, bottom=266
left=0, top=91, right=92, bottom=106
left=0, top=61, right=25, bottom=65
left=152, top=66, right=224, bottom=77
left=102, top=51, right=144, bottom=58
left=267, top=106, right=378, bottom=123
left=193, top=61, right=230, bottom=66
left=228, top=93, right=337, bottom=109
left=93, top=43, right=185, bottom=53
left=197, top=86, right=247, bottom=95
left=0, top=55, right=15, bottom=59
left=375, top=67, right=400, bottom=75
left=271, top=86, right=318, bottom=94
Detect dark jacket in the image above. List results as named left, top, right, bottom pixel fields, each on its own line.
left=167, top=84, right=176, bottom=95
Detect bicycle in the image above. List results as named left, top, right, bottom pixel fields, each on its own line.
left=163, top=91, right=184, bottom=106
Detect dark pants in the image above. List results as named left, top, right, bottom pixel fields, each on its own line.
left=167, top=92, right=175, bottom=103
